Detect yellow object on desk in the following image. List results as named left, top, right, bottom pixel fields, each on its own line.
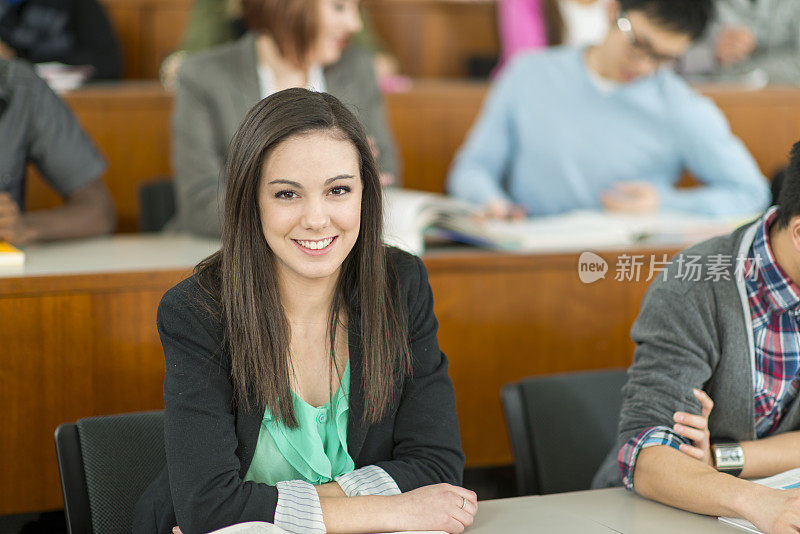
left=0, top=241, right=24, bottom=268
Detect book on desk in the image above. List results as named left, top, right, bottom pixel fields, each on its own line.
left=0, top=241, right=24, bottom=269
left=383, top=189, right=747, bottom=255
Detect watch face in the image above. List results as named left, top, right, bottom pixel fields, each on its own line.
left=716, top=444, right=744, bottom=469
left=728, top=449, right=743, bottom=463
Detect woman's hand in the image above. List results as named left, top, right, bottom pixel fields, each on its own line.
left=673, top=388, right=714, bottom=467
left=389, top=483, right=478, bottom=534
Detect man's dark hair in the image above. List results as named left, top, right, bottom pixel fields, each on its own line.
left=618, top=0, right=714, bottom=40
left=775, top=141, right=800, bottom=230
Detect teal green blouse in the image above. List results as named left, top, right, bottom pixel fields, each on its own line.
left=244, top=363, right=354, bottom=486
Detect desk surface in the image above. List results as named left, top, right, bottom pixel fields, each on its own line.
left=0, top=233, right=219, bottom=279
left=2, top=231, right=686, bottom=279
left=472, top=489, right=739, bottom=533
left=0, top=236, right=678, bottom=514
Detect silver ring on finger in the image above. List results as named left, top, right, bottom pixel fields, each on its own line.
left=460, top=497, right=466, bottom=510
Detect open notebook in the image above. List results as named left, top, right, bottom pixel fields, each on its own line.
left=383, top=189, right=746, bottom=255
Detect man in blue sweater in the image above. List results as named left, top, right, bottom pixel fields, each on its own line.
left=447, top=0, right=770, bottom=219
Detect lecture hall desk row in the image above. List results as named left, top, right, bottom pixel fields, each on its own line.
left=27, top=81, right=800, bottom=233
left=1, top=233, right=676, bottom=515
left=9, top=81, right=800, bottom=515
left=98, top=0, right=500, bottom=79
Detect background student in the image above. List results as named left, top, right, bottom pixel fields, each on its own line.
left=0, top=58, right=116, bottom=244
left=498, top=0, right=610, bottom=68
left=680, top=0, right=800, bottom=85
left=448, top=0, right=770, bottom=220
left=0, top=0, right=122, bottom=80
left=168, top=0, right=398, bottom=237
left=160, top=0, right=398, bottom=89
left=135, top=88, right=474, bottom=534
left=593, top=140, right=800, bottom=533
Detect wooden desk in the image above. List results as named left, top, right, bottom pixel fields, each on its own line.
left=471, top=488, right=740, bottom=533
left=0, top=236, right=669, bottom=514
left=27, top=81, right=799, bottom=233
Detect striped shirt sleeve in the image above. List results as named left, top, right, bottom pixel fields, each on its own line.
left=335, top=465, right=401, bottom=497
left=273, top=480, right=326, bottom=534
left=618, top=426, right=690, bottom=491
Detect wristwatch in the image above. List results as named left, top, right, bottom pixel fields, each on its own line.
left=711, top=441, right=744, bottom=477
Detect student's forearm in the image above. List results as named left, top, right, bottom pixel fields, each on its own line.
left=22, top=181, right=116, bottom=242
left=634, top=445, right=757, bottom=518
left=741, top=431, right=800, bottom=479
left=23, top=203, right=114, bottom=241
left=316, top=481, right=346, bottom=498
left=318, top=495, right=398, bottom=534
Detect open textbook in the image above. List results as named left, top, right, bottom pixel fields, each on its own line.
left=718, top=468, right=800, bottom=533
left=383, top=189, right=747, bottom=255
left=0, top=241, right=24, bottom=269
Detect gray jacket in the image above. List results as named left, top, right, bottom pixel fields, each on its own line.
left=593, top=220, right=800, bottom=488
left=169, top=32, right=398, bottom=236
left=681, top=0, right=800, bottom=84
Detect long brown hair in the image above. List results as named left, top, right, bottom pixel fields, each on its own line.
left=240, top=0, right=319, bottom=65
left=197, top=88, right=411, bottom=427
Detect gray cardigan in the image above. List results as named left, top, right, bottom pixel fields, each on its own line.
left=680, top=0, right=800, bottom=84
left=593, top=220, right=800, bottom=488
left=169, top=32, right=398, bottom=236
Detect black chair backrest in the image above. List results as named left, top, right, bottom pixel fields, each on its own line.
left=138, top=178, right=176, bottom=232
left=501, top=369, right=628, bottom=496
left=54, top=411, right=165, bottom=534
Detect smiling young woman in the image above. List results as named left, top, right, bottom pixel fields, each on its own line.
left=133, top=88, right=475, bottom=534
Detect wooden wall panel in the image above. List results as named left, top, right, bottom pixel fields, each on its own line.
left=100, top=0, right=193, bottom=79
left=100, top=0, right=499, bottom=79
left=144, top=5, right=193, bottom=78
left=0, top=277, right=176, bottom=514
left=102, top=4, right=144, bottom=79
left=366, top=0, right=499, bottom=77
left=705, top=87, right=800, bottom=177
left=386, top=81, right=487, bottom=191
left=426, top=249, right=654, bottom=466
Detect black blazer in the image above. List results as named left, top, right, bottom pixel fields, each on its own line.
left=133, top=248, right=464, bottom=534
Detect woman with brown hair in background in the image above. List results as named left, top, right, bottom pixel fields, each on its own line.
left=168, top=0, right=398, bottom=238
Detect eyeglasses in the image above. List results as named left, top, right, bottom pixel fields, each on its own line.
left=616, top=13, right=680, bottom=66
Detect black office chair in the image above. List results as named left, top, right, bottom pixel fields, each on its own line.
left=138, top=178, right=176, bottom=232
left=54, top=411, right=165, bottom=534
left=501, top=369, right=628, bottom=496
